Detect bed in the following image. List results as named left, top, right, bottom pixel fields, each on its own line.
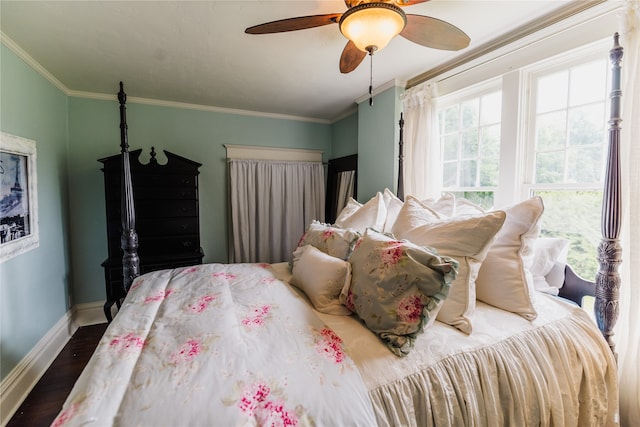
left=52, top=35, right=624, bottom=426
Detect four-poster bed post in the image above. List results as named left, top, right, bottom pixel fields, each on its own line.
left=397, top=112, right=405, bottom=201
left=117, top=82, right=140, bottom=293
left=595, top=33, right=624, bottom=358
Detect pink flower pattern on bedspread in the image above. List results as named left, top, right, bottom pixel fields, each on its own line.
left=242, top=304, right=272, bottom=328
left=51, top=402, right=80, bottom=427
left=170, top=339, right=201, bottom=364
left=53, top=263, right=376, bottom=426
left=187, top=294, right=218, bottom=313
left=238, top=382, right=299, bottom=426
left=109, top=333, right=146, bottom=353
left=314, top=328, right=346, bottom=364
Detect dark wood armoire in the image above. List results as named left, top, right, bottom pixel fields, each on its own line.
left=99, top=147, right=204, bottom=321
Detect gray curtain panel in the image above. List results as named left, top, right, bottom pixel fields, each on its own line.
left=229, top=159, right=325, bottom=263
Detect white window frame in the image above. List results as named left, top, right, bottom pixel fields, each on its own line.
left=432, top=37, right=613, bottom=208
left=521, top=41, right=611, bottom=198
left=435, top=78, right=502, bottom=201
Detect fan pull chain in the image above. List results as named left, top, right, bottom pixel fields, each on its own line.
left=369, top=51, right=373, bottom=106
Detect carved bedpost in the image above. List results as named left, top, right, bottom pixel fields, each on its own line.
left=118, top=82, right=140, bottom=293
left=397, top=113, right=405, bottom=201
left=595, top=34, right=623, bottom=358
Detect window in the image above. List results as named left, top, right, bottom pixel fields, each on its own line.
left=525, top=53, right=610, bottom=280
left=437, top=82, right=501, bottom=209
left=433, top=40, right=611, bottom=279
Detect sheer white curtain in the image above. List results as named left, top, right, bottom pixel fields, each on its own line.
left=228, top=159, right=325, bottom=263
left=400, top=83, right=441, bottom=200
left=617, top=2, right=640, bottom=424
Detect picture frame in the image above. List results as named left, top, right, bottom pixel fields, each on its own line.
left=1, top=132, right=39, bottom=262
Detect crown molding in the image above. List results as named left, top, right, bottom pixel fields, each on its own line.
left=355, top=78, right=406, bottom=105
left=0, top=31, right=68, bottom=94
left=1, top=31, right=330, bottom=125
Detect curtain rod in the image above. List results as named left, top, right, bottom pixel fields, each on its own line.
left=406, top=0, right=606, bottom=89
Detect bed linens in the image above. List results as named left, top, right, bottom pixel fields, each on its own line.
left=316, top=294, right=618, bottom=427
left=56, top=262, right=618, bottom=427
left=270, top=263, right=618, bottom=427
left=53, top=263, right=376, bottom=427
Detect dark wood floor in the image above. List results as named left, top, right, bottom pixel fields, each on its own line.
left=7, top=323, right=108, bottom=427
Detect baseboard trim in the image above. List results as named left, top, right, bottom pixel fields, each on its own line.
left=75, top=301, right=109, bottom=327
left=0, top=301, right=107, bottom=426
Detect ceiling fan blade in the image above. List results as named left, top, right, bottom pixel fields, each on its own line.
left=340, top=40, right=367, bottom=74
left=245, top=14, right=341, bottom=34
left=401, top=14, right=470, bottom=51
left=394, top=0, right=430, bottom=6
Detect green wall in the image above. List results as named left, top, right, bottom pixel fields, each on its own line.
left=0, top=44, right=71, bottom=379
left=357, top=86, right=402, bottom=201
left=330, top=112, right=358, bottom=158
left=67, top=97, right=333, bottom=303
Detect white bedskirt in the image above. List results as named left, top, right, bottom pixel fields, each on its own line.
left=316, top=291, right=619, bottom=427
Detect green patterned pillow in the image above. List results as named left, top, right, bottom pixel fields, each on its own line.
left=341, top=229, right=458, bottom=357
left=293, top=221, right=360, bottom=263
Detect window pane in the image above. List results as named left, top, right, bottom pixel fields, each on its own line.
left=536, top=111, right=566, bottom=151
left=481, top=124, right=500, bottom=157
left=568, top=104, right=605, bottom=146
left=461, top=130, right=478, bottom=159
left=461, top=99, right=479, bottom=129
left=480, top=157, right=499, bottom=186
left=460, top=160, right=477, bottom=186
left=480, top=92, right=501, bottom=125
left=534, top=190, right=602, bottom=279
left=569, top=60, right=607, bottom=106
left=537, top=71, right=568, bottom=113
left=442, top=105, right=459, bottom=133
left=443, top=162, right=457, bottom=187
left=535, top=151, right=564, bottom=183
left=567, top=146, right=604, bottom=183
left=443, top=134, right=458, bottom=161
left=439, top=89, right=501, bottom=193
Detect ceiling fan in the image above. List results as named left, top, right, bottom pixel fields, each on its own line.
left=245, top=0, right=471, bottom=74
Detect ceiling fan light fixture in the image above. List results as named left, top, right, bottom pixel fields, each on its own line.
left=339, top=3, right=406, bottom=53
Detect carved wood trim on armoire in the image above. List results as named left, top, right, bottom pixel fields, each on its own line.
left=99, top=147, right=204, bottom=321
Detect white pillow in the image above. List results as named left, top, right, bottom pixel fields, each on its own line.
left=422, top=193, right=485, bottom=217
left=382, top=188, right=404, bottom=233
left=291, top=245, right=352, bottom=315
left=455, top=197, right=485, bottom=216
left=421, top=193, right=456, bottom=217
left=531, top=237, right=569, bottom=295
left=392, top=196, right=506, bottom=334
left=475, top=197, right=544, bottom=319
left=335, top=197, right=362, bottom=221
left=334, top=192, right=387, bottom=233
left=392, top=195, right=442, bottom=233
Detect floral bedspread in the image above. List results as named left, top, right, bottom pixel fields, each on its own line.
left=53, top=263, right=376, bottom=427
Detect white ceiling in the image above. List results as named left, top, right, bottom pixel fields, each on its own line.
left=1, top=0, right=581, bottom=122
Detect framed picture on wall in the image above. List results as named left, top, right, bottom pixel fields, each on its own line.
left=1, top=132, right=39, bottom=262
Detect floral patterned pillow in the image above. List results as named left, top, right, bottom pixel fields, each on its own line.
left=341, top=229, right=458, bottom=357
left=295, top=220, right=360, bottom=261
